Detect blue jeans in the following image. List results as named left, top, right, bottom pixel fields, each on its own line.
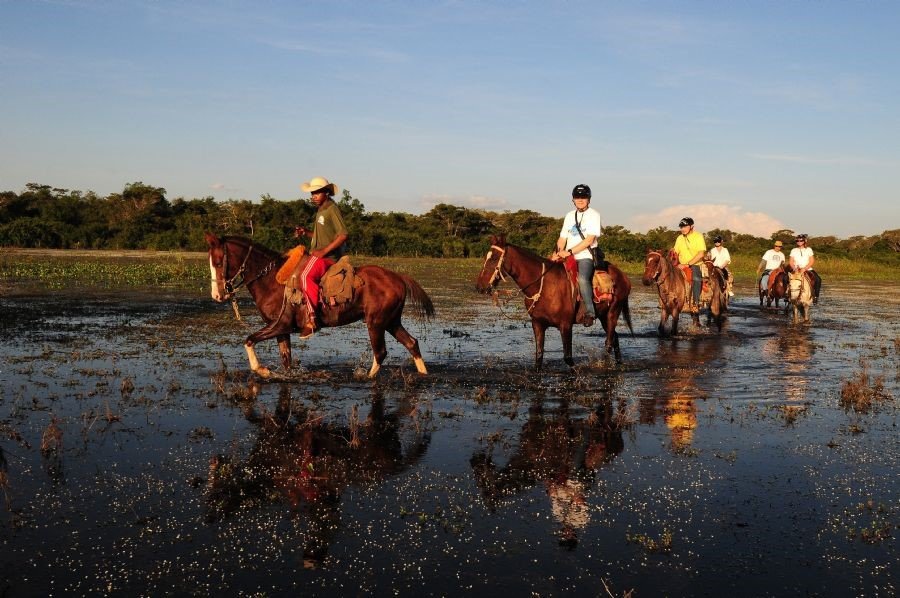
left=577, top=258, right=595, bottom=315
left=761, top=270, right=771, bottom=290
left=690, top=264, right=701, bottom=304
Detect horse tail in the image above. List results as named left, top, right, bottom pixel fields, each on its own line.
left=621, top=296, right=635, bottom=336
left=399, top=274, right=436, bottom=320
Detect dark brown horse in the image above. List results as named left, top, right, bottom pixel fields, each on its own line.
left=475, top=235, right=633, bottom=367
left=641, top=248, right=700, bottom=337
left=702, top=259, right=728, bottom=331
left=205, top=233, right=434, bottom=379
left=758, top=264, right=789, bottom=309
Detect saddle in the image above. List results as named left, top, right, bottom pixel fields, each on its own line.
left=276, top=247, right=362, bottom=309
left=592, top=270, right=614, bottom=303
left=320, top=256, right=363, bottom=307
left=564, top=256, right=616, bottom=304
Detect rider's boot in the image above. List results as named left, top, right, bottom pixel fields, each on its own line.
left=299, top=305, right=317, bottom=340
left=575, top=298, right=594, bottom=327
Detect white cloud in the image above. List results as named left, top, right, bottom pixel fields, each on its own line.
left=629, top=204, right=784, bottom=238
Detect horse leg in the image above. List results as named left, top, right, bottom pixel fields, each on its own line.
left=244, top=344, right=272, bottom=379
left=531, top=320, right=548, bottom=369
left=658, top=310, right=668, bottom=337
left=243, top=307, right=294, bottom=377
left=276, top=335, right=292, bottom=371
left=366, top=325, right=389, bottom=378
left=386, top=320, right=428, bottom=375
left=602, top=308, right=622, bottom=364
left=671, top=310, right=680, bottom=337
left=560, top=323, right=574, bottom=368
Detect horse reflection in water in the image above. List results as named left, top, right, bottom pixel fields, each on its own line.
left=639, top=339, right=720, bottom=452
left=470, top=400, right=625, bottom=547
left=762, top=326, right=815, bottom=403
left=205, top=386, right=431, bottom=568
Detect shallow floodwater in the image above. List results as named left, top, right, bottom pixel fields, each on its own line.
left=0, top=270, right=897, bottom=596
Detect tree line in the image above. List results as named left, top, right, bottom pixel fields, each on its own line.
left=2, top=182, right=898, bottom=264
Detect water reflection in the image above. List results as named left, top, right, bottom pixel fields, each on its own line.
left=641, top=339, right=720, bottom=451
left=470, top=400, right=625, bottom=547
left=206, top=385, right=431, bottom=568
left=762, top=326, right=815, bottom=402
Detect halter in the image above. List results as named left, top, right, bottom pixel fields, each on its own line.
left=483, top=245, right=547, bottom=312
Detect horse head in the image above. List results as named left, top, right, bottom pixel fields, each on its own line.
left=475, top=234, right=508, bottom=293
left=205, top=232, right=231, bottom=302
left=642, top=248, right=667, bottom=286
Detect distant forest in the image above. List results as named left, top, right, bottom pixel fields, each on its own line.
left=2, top=182, right=899, bottom=264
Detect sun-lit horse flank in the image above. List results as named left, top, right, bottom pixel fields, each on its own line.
left=641, top=248, right=700, bottom=337
left=787, top=270, right=814, bottom=324
left=759, top=264, right=789, bottom=309
left=205, top=233, right=434, bottom=379
left=475, top=235, right=633, bottom=367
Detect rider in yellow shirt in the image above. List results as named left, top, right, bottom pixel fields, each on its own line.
left=672, top=217, right=706, bottom=309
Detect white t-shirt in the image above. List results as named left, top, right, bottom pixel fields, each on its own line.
left=559, top=207, right=602, bottom=260
left=709, top=246, right=731, bottom=268
left=790, top=246, right=815, bottom=269
left=761, top=249, right=786, bottom=271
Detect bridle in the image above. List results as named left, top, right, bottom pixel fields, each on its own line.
left=213, top=241, right=278, bottom=298
left=645, top=251, right=668, bottom=285
left=481, top=245, right=547, bottom=312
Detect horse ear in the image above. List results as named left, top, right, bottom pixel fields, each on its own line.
left=204, top=232, right=220, bottom=248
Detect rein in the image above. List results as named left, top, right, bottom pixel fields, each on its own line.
left=485, top=245, right=548, bottom=313
left=213, top=241, right=280, bottom=322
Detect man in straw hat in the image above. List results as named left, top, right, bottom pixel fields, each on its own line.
left=756, top=239, right=786, bottom=292
left=293, top=176, right=349, bottom=338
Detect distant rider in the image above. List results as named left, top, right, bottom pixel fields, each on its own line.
left=708, top=235, right=733, bottom=297
left=756, top=240, right=786, bottom=293
left=788, top=233, right=821, bottom=304
left=673, top=217, right=706, bottom=310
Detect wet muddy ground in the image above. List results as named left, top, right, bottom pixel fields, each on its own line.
left=1, top=266, right=897, bottom=596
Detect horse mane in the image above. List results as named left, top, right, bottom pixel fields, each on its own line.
left=506, top=242, right=558, bottom=267
left=221, top=235, right=284, bottom=261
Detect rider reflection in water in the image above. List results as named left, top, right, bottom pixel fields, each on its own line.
left=673, top=217, right=706, bottom=310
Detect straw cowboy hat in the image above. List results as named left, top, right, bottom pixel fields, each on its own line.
left=300, top=176, right=340, bottom=196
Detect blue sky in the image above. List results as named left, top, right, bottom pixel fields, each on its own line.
left=2, top=0, right=898, bottom=238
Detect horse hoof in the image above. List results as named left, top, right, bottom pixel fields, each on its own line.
left=255, top=367, right=272, bottom=379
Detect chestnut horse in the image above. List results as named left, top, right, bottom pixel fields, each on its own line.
left=475, top=235, right=633, bottom=367
left=205, top=233, right=434, bottom=379
left=759, top=264, right=789, bottom=309
left=641, top=249, right=700, bottom=337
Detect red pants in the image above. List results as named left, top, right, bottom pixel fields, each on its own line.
left=299, top=256, right=332, bottom=310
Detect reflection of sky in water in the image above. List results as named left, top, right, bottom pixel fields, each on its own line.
left=2, top=277, right=900, bottom=595
left=762, top=328, right=815, bottom=402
